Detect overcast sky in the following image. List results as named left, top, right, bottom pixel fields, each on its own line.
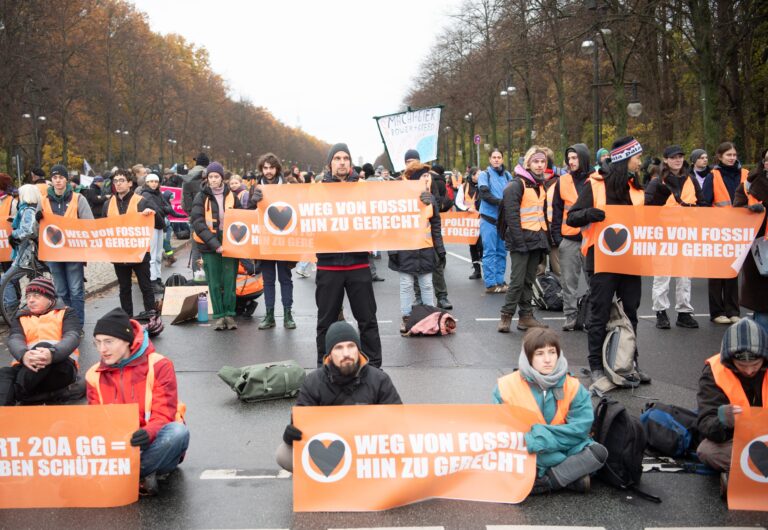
left=130, top=0, right=462, bottom=165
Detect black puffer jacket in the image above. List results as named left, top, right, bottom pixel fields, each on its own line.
left=316, top=170, right=370, bottom=268
left=501, top=168, right=550, bottom=253
left=644, top=163, right=703, bottom=206
left=189, top=184, right=242, bottom=253
left=735, top=158, right=768, bottom=312
left=140, top=187, right=173, bottom=229
left=295, top=355, right=402, bottom=406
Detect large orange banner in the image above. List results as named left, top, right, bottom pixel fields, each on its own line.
left=0, top=404, right=139, bottom=508
left=221, top=208, right=315, bottom=262
left=258, top=181, right=434, bottom=255
left=0, top=218, right=11, bottom=262
left=441, top=211, right=480, bottom=244
left=38, top=212, right=154, bottom=263
left=292, top=404, right=536, bottom=512
left=594, top=205, right=763, bottom=278
left=728, top=407, right=768, bottom=511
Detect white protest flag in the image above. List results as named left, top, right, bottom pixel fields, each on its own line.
left=375, top=106, right=442, bottom=172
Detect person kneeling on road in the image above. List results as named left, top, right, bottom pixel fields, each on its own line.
left=276, top=321, right=402, bottom=472
left=696, top=317, right=767, bottom=496
left=0, top=277, right=85, bottom=405
left=86, top=308, right=189, bottom=496
left=493, top=328, right=608, bottom=495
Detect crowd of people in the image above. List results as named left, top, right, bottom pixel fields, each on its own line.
left=0, top=137, right=766, bottom=500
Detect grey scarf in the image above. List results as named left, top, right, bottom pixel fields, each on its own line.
left=517, top=347, right=569, bottom=400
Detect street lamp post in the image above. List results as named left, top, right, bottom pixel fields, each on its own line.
left=499, top=85, right=516, bottom=159
left=22, top=111, right=46, bottom=167
left=168, top=138, right=177, bottom=166
left=115, top=128, right=129, bottom=168
left=464, top=113, right=474, bottom=167
left=581, top=37, right=601, bottom=151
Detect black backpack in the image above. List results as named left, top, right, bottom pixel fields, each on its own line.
left=592, top=397, right=661, bottom=503
left=640, top=402, right=700, bottom=458
left=532, top=272, right=563, bottom=311
left=574, top=290, right=590, bottom=331
left=165, top=273, right=189, bottom=287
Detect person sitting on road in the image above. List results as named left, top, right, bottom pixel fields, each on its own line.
left=275, top=321, right=402, bottom=472
left=493, top=328, right=608, bottom=495
left=86, top=307, right=189, bottom=496
left=0, top=277, right=85, bottom=405
left=696, top=318, right=767, bottom=496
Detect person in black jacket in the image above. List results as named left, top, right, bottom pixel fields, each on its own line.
left=85, top=176, right=110, bottom=219
left=388, top=160, right=446, bottom=333
left=275, top=321, right=402, bottom=471
left=141, top=173, right=174, bottom=292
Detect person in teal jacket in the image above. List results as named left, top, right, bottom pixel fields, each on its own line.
left=493, top=328, right=607, bottom=494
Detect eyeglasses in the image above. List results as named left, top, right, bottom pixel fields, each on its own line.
left=92, top=338, right=118, bottom=348
left=112, top=178, right=127, bottom=183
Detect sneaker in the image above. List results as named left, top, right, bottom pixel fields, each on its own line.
left=495, top=284, right=508, bottom=293
left=635, top=366, right=652, bottom=384
left=213, top=318, right=226, bottom=331
left=729, top=315, right=741, bottom=323
left=139, top=472, right=159, bottom=496
left=224, top=316, right=238, bottom=330
left=655, top=310, right=671, bottom=329
left=566, top=475, right=591, bottom=494
left=517, top=314, right=548, bottom=331
left=529, top=474, right=553, bottom=495
left=485, top=285, right=498, bottom=294
left=371, top=275, right=385, bottom=282
left=562, top=317, right=577, bottom=331
left=676, top=313, right=699, bottom=328
left=497, top=313, right=512, bottom=333
left=712, top=315, right=731, bottom=325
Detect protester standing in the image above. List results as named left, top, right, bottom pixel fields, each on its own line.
left=456, top=167, right=483, bottom=280
left=478, top=149, right=513, bottom=293
left=141, top=172, right=173, bottom=293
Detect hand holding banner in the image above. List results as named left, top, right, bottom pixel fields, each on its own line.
left=39, top=212, right=154, bottom=263
left=292, top=404, right=536, bottom=512
left=728, top=407, right=768, bottom=511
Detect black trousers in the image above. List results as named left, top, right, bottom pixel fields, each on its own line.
left=0, top=360, right=77, bottom=405
left=315, top=267, right=382, bottom=368
left=469, top=237, right=483, bottom=265
left=586, top=272, right=641, bottom=371
left=113, top=255, right=155, bottom=317
left=708, top=278, right=740, bottom=319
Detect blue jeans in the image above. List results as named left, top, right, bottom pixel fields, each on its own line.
left=0, top=265, right=19, bottom=309
left=399, top=272, right=433, bottom=315
left=480, top=218, right=506, bottom=287
left=140, top=422, right=190, bottom=478
left=752, top=312, right=768, bottom=335
left=47, top=261, right=85, bottom=328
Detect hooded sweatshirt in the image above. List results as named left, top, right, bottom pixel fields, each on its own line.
left=552, top=143, right=592, bottom=244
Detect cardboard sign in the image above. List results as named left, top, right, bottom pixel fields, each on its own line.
left=0, top=404, right=139, bottom=508
left=161, top=285, right=211, bottom=317
left=161, top=186, right=189, bottom=223
left=258, top=181, right=433, bottom=255
left=221, top=209, right=315, bottom=261
left=39, top=212, right=154, bottom=263
left=728, top=407, right=768, bottom=511
left=594, top=205, right=763, bottom=278
left=0, top=218, right=11, bottom=262
left=441, top=211, right=480, bottom=244
left=292, top=404, right=536, bottom=512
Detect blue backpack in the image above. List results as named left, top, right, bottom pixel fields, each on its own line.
left=640, top=402, right=700, bottom=458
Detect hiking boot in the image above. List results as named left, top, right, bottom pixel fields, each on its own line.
left=676, top=312, right=699, bottom=328
left=712, top=315, right=731, bottom=324
left=517, top=314, right=548, bottom=331
left=589, top=368, right=605, bottom=385
left=283, top=307, right=296, bottom=329
left=400, top=316, right=409, bottom=335
left=139, top=472, right=159, bottom=496
left=566, top=475, right=591, bottom=494
left=469, top=264, right=482, bottom=280
left=720, top=472, right=729, bottom=500
left=497, top=313, right=512, bottom=333
left=655, top=310, right=671, bottom=329
left=529, top=474, right=553, bottom=495
left=259, top=308, right=276, bottom=329
left=635, top=362, right=652, bottom=384
left=437, top=297, right=453, bottom=310
left=213, top=318, right=226, bottom=331
left=562, top=316, right=577, bottom=331
left=224, top=316, right=237, bottom=330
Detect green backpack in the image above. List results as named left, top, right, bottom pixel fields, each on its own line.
left=218, top=360, right=306, bottom=402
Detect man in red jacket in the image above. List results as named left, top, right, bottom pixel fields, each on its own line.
left=86, top=308, right=189, bottom=496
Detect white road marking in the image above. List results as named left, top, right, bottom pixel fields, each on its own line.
left=639, top=313, right=711, bottom=318
left=476, top=317, right=567, bottom=321
left=649, top=528, right=766, bottom=530
left=447, top=251, right=472, bottom=263
left=199, top=469, right=291, bottom=480
left=330, top=528, right=444, bottom=530
left=487, top=526, right=605, bottom=530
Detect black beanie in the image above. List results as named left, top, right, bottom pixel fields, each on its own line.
left=195, top=152, right=210, bottom=167
left=325, top=321, right=362, bottom=356
left=326, top=143, right=351, bottom=166
left=404, top=149, right=420, bottom=163
left=93, top=308, right=134, bottom=343
left=361, top=163, right=375, bottom=178
left=50, top=164, right=68, bottom=178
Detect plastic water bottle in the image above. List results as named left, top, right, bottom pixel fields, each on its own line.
left=197, top=293, right=208, bottom=323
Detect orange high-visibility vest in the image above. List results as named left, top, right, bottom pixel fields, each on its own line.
left=42, top=191, right=81, bottom=218
left=18, top=309, right=80, bottom=368
left=519, top=183, right=547, bottom=232
left=0, top=195, right=14, bottom=223
left=107, top=193, right=142, bottom=217
left=663, top=175, right=698, bottom=206
left=193, top=192, right=235, bottom=244
left=712, top=168, right=749, bottom=207
left=580, top=177, right=644, bottom=256
left=35, top=182, right=50, bottom=197
left=85, top=352, right=186, bottom=423
left=558, top=174, right=581, bottom=237
left=706, top=354, right=767, bottom=410
left=546, top=181, right=557, bottom=224
left=498, top=371, right=581, bottom=425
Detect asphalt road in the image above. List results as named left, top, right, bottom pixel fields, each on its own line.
left=3, top=243, right=767, bottom=530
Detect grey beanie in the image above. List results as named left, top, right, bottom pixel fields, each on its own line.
left=326, top=143, right=351, bottom=166
left=690, top=149, right=707, bottom=164
left=404, top=149, right=420, bottom=163
left=325, top=321, right=362, bottom=356
left=720, top=318, right=768, bottom=362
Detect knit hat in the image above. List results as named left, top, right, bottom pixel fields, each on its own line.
left=325, top=321, right=362, bottom=356
left=361, top=163, right=375, bottom=178
left=93, top=176, right=105, bottom=183
left=32, top=167, right=45, bottom=178
left=195, top=152, right=210, bottom=167
left=595, top=148, right=609, bottom=161
left=609, top=136, right=643, bottom=164
left=204, top=161, right=225, bottom=178
left=93, top=308, right=134, bottom=343
left=145, top=173, right=160, bottom=182
left=720, top=318, right=768, bottom=362
left=663, top=145, right=684, bottom=158
left=50, top=164, right=68, bottom=178
left=431, top=164, right=445, bottom=175
left=690, top=149, right=707, bottom=164
left=25, top=277, right=56, bottom=301
left=404, top=149, right=420, bottom=163
left=326, top=143, right=351, bottom=166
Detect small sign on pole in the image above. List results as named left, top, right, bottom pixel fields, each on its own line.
left=473, top=134, right=481, bottom=145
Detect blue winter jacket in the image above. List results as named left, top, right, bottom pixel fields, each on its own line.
left=478, top=165, right=513, bottom=220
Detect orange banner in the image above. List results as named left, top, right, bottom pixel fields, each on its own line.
left=292, top=404, right=536, bottom=512
left=221, top=208, right=315, bottom=262
left=441, top=211, right=480, bottom=244
left=0, top=404, right=139, bottom=508
left=258, top=181, right=434, bottom=255
left=0, top=218, right=11, bottom=262
left=38, top=212, right=154, bottom=263
left=594, top=205, right=763, bottom=278
left=728, top=407, right=768, bottom=511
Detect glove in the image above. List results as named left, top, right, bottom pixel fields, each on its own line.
left=35, top=209, right=44, bottom=222
left=748, top=203, right=765, bottom=213
left=251, top=187, right=263, bottom=205
left=419, top=191, right=433, bottom=205
left=283, top=424, right=303, bottom=446
left=585, top=208, right=606, bottom=223
left=437, top=251, right=446, bottom=260
left=130, top=429, right=151, bottom=450
left=717, top=404, right=737, bottom=429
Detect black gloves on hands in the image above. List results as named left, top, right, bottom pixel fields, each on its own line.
left=283, top=424, right=303, bottom=446
left=251, top=187, right=263, bottom=205
left=585, top=208, right=606, bottom=223
left=35, top=209, right=44, bottom=222
left=130, top=429, right=151, bottom=450
left=748, top=203, right=765, bottom=213
left=419, top=191, right=433, bottom=205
